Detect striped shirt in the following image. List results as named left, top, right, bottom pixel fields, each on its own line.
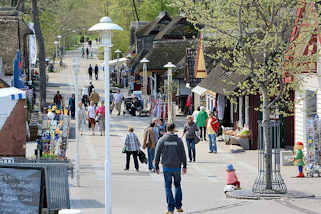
left=124, top=133, right=141, bottom=151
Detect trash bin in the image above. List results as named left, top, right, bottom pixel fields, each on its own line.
left=59, top=209, right=82, bottom=214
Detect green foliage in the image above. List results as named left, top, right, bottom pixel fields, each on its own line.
left=174, top=0, right=319, bottom=117
left=139, top=0, right=178, bottom=21
left=21, top=0, right=178, bottom=59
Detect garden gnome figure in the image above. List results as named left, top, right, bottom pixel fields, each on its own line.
left=294, top=142, right=305, bottom=178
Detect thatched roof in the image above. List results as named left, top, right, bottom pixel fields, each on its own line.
left=136, top=11, right=172, bottom=37
left=129, top=48, right=149, bottom=72
left=199, top=64, right=247, bottom=95
left=136, top=40, right=192, bottom=72
left=154, top=16, right=198, bottom=40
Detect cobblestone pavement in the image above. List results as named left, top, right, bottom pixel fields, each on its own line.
left=47, top=46, right=321, bottom=214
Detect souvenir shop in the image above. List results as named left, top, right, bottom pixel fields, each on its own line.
left=37, top=105, right=70, bottom=160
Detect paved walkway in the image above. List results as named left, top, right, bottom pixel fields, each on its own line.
left=47, top=46, right=321, bottom=214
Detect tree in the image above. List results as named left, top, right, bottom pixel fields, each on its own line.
left=31, top=0, right=47, bottom=109
left=174, top=0, right=318, bottom=192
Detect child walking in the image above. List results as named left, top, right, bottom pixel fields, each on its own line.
left=226, top=164, right=240, bottom=189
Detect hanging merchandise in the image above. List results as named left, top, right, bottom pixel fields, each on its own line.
left=305, top=116, right=321, bottom=177
left=217, top=94, right=225, bottom=121
left=38, top=105, right=70, bottom=160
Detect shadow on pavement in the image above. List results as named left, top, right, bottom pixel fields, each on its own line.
left=48, top=82, right=72, bottom=87
left=71, top=199, right=104, bottom=209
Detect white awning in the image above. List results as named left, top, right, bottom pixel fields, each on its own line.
left=192, top=86, right=207, bottom=96
left=109, top=57, right=129, bottom=65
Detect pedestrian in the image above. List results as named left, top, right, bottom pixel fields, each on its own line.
left=158, top=118, right=166, bottom=138
left=192, top=106, right=200, bottom=123
left=109, top=90, right=114, bottom=113
left=68, top=94, right=76, bottom=119
left=88, top=101, right=96, bottom=135
left=124, top=127, right=141, bottom=172
left=226, top=164, right=240, bottom=189
left=81, top=47, right=85, bottom=58
left=196, top=106, right=208, bottom=141
left=90, top=88, right=100, bottom=106
left=88, top=64, right=93, bottom=80
left=95, top=100, right=105, bottom=136
left=113, top=89, right=123, bottom=115
left=182, top=115, right=199, bottom=162
left=94, top=64, right=99, bottom=80
left=152, top=117, right=160, bottom=145
left=206, top=111, right=220, bottom=153
left=78, top=102, right=87, bottom=136
left=88, top=82, right=94, bottom=97
left=143, top=122, right=156, bottom=172
left=81, top=88, right=90, bottom=109
left=155, top=123, right=187, bottom=214
left=86, top=47, right=89, bottom=59
left=53, top=91, right=63, bottom=109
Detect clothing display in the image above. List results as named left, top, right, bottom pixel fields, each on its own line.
left=217, top=94, right=225, bottom=120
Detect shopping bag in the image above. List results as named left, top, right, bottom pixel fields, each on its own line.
left=138, top=150, right=148, bottom=164
left=122, top=147, right=126, bottom=153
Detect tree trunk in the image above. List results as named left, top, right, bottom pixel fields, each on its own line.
left=262, top=88, right=272, bottom=190
left=31, top=0, right=46, bottom=109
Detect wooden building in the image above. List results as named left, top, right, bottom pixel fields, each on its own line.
left=0, top=7, right=32, bottom=76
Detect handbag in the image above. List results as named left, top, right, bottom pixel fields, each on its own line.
left=194, top=131, right=200, bottom=144
left=122, top=147, right=126, bottom=153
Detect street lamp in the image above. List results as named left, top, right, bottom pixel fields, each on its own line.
left=82, top=28, right=86, bottom=47
left=164, top=62, right=176, bottom=123
left=72, top=57, right=80, bottom=187
left=57, top=35, right=62, bottom=64
left=140, top=58, right=149, bottom=109
left=54, top=41, right=59, bottom=64
left=115, top=49, right=122, bottom=85
left=89, top=17, right=123, bottom=214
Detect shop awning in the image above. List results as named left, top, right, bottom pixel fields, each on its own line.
left=109, top=57, right=129, bottom=65
left=192, top=85, right=207, bottom=96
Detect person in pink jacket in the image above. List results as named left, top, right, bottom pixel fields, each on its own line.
left=226, top=164, right=240, bottom=188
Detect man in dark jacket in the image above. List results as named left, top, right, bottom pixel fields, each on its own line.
left=88, top=82, right=94, bottom=96
left=53, top=91, right=63, bottom=108
left=88, top=64, right=93, bottom=80
left=94, top=64, right=99, bottom=80
left=155, top=123, right=187, bottom=214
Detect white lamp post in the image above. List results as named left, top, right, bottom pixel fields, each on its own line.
left=89, top=17, right=123, bottom=214
left=164, top=62, right=176, bottom=123
left=72, top=57, right=80, bottom=187
left=54, top=41, right=59, bottom=64
left=140, top=58, right=149, bottom=109
left=115, top=49, right=122, bottom=85
left=57, top=35, right=62, bottom=64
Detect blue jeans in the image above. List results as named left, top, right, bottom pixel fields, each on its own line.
left=163, top=171, right=182, bottom=212
left=186, top=138, right=196, bottom=161
left=147, top=148, right=155, bottom=170
left=208, top=134, right=217, bottom=152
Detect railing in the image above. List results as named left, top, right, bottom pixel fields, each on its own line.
left=252, top=120, right=287, bottom=194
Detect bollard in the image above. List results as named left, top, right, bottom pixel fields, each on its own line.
left=58, top=209, right=82, bottom=214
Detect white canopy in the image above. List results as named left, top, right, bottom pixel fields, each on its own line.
left=192, top=85, right=207, bottom=96
left=109, top=57, right=129, bottom=66
left=0, top=87, right=26, bottom=130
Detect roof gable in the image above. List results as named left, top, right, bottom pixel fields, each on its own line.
left=136, top=11, right=172, bottom=37
left=285, top=0, right=320, bottom=73
left=154, top=16, right=198, bottom=40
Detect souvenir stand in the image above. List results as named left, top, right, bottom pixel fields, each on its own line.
left=305, top=117, right=321, bottom=177
left=37, top=106, right=70, bottom=160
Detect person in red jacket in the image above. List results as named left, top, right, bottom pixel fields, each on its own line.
left=206, top=112, right=220, bottom=153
